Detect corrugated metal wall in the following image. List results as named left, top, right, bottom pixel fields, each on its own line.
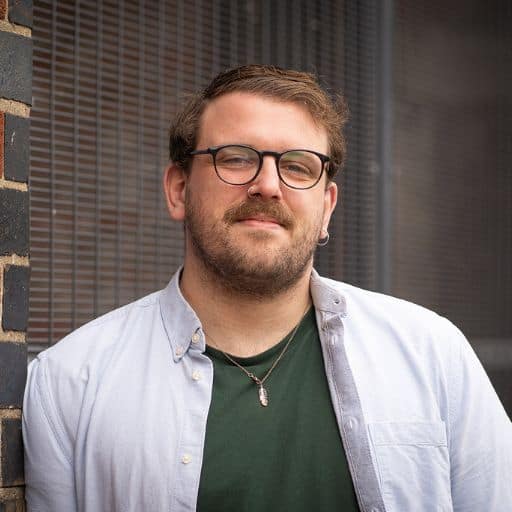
left=29, top=0, right=511, bottom=411
left=30, top=0, right=378, bottom=353
left=391, top=0, right=512, bottom=412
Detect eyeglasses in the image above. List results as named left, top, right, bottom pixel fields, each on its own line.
left=189, top=144, right=330, bottom=190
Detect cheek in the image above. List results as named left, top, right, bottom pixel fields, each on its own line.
left=289, top=193, right=325, bottom=223
left=188, top=177, right=246, bottom=219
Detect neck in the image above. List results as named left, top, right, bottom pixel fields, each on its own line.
left=180, top=257, right=313, bottom=357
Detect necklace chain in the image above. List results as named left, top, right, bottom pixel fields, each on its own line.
left=206, top=305, right=310, bottom=407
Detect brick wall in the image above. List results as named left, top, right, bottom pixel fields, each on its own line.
left=0, top=0, right=32, bottom=509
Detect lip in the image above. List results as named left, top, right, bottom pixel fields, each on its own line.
left=237, top=216, right=283, bottom=229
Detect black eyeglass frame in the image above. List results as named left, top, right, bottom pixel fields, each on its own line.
left=189, top=144, right=331, bottom=190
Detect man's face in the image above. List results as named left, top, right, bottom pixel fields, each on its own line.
left=178, top=91, right=337, bottom=297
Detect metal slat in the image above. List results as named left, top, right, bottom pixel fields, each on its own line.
left=30, top=0, right=381, bottom=351
left=94, top=0, right=103, bottom=318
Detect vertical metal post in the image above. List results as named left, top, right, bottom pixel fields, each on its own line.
left=377, top=0, right=394, bottom=294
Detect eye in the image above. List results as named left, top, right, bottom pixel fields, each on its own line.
left=216, top=146, right=258, bottom=168
left=280, top=152, right=317, bottom=177
left=282, top=162, right=313, bottom=175
left=220, top=155, right=251, bottom=167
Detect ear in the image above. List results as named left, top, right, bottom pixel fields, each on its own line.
left=163, top=162, right=187, bottom=221
left=321, top=181, right=338, bottom=235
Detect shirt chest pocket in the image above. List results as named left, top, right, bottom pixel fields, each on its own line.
left=368, top=421, right=453, bottom=512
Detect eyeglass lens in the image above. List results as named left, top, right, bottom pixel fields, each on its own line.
left=214, top=145, right=323, bottom=188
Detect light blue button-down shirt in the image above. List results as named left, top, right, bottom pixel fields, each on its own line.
left=23, top=270, right=512, bottom=511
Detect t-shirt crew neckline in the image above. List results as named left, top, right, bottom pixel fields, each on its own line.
left=205, top=306, right=315, bottom=366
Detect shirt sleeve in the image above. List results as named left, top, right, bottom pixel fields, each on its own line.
left=23, top=357, right=78, bottom=512
left=445, top=319, right=512, bottom=511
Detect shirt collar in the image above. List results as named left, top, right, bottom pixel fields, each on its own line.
left=159, top=267, right=347, bottom=363
left=159, top=267, right=205, bottom=362
left=310, top=269, right=347, bottom=316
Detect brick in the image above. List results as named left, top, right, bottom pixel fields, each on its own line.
left=2, top=266, right=29, bottom=331
left=3, top=115, right=29, bottom=183
left=8, top=0, right=32, bottom=28
left=0, top=418, right=24, bottom=486
left=0, top=1, right=6, bottom=20
left=0, top=113, right=4, bottom=178
left=0, top=189, right=29, bottom=256
left=0, top=31, right=32, bottom=105
left=0, top=344, right=27, bottom=408
left=0, top=498, right=24, bottom=512
left=0, top=486, right=24, bottom=511
left=0, top=499, right=18, bottom=512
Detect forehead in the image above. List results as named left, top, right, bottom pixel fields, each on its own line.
left=196, top=92, right=329, bottom=153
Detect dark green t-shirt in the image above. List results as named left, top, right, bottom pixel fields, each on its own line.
left=197, top=307, right=360, bottom=511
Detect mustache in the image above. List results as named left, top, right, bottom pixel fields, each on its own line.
left=223, top=200, right=294, bottom=229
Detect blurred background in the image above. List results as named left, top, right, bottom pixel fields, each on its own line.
left=29, top=0, right=511, bottom=412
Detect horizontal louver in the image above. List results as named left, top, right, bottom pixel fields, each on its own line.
left=30, top=0, right=378, bottom=352
left=392, top=0, right=512, bottom=411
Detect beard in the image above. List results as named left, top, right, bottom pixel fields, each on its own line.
left=184, top=195, right=322, bottom=299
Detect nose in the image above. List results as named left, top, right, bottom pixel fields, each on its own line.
left=247, top=155, right=283, bottom=200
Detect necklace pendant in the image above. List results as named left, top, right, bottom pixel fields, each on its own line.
left=258, top=385, right=269, bottom=407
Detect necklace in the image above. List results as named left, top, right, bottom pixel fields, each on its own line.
left=206, top=306, right=310, bottom=407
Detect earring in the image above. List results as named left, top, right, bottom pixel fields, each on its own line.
left=247, top=185, right=257, bottom=197
left=317, top=232, right=330, bottom=247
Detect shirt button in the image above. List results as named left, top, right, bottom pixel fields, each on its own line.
left=175, top=346, right=184, bottom=356
left=181, top=454, right=192, bottom=464
left=191, top=333, right=200, bottom=343
left=192, top=370, right=201, bottom=381
left=334, top=298, right=340, bottom=304
left=345, top=416, right=357, bottom=430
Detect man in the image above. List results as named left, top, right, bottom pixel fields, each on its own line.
left=23, top=65, right=511, bottom=511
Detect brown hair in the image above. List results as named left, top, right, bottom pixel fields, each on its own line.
left=169, top=64, right=349, bottom=180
